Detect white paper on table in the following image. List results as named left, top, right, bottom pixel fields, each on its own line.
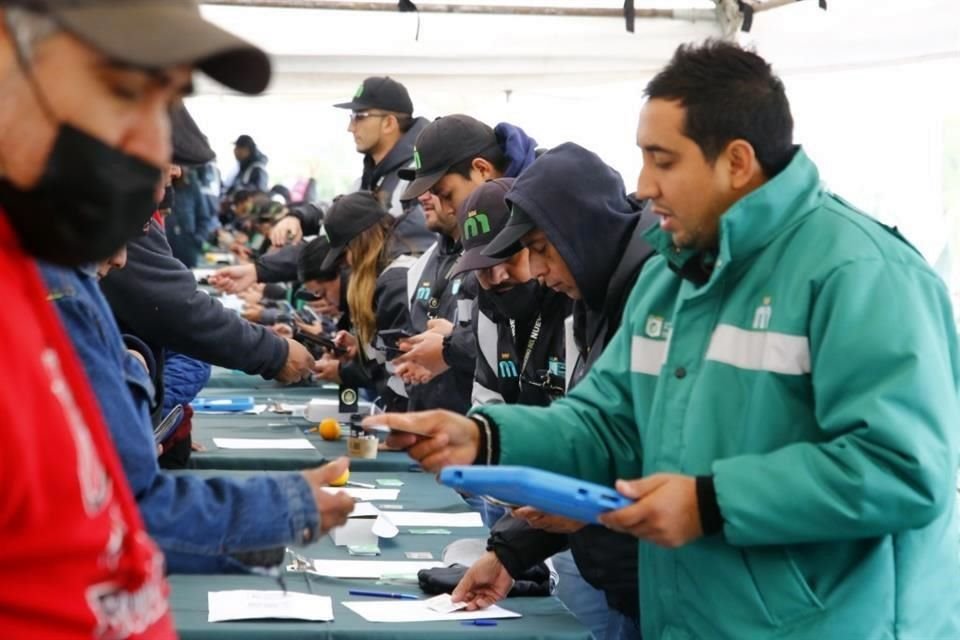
left=380, top=511, right=483, bottom=528
left=371, top=514, right=399, bottom=539
left=309, top=559, right=442, bottom=579
left=213, top=438, right=316, bottom=450
left=208, top=590, right=333, bottom=622
left=274, top=403, right=307, bottom=415
left=343, top=599, right=521, bottom=623
left=330, top=519, right=378, bottom=547
left=425, top=594, right=467, bottom=614
left=193, top=268, right=217, bottom=282
left=218, top=294, right=245, bottom=313
left=322, top=487, right=399, bottom=501
left=348, top=502, right=381, bottom=518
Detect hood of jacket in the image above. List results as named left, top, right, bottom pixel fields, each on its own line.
left=505, top=142, right=639, bottom=311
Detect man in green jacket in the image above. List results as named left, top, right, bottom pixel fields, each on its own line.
left=368, top=40, right=960, bottom=639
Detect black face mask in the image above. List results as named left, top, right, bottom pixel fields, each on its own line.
left=487, top=279, right=541, bottom=321
left=158, top=184, right=176, bottom=211
left=0, top=124, right=161, bottom=266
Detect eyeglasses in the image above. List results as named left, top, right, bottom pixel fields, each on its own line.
left=349, top=111, right=388, bottom=124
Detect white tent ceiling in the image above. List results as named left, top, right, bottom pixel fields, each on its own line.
left=186, top=0, right=960, bottom=272
left=196, top=0, right=960, bottom=96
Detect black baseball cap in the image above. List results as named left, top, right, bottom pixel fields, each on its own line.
left=333, top=76, right=413, bottom=114
left=398, top=114, right=497, bottom=201
left=449, top=178, right=518, bottom=278
left=171, top=105, right=215, bottom=166
left=7, top=0, right=271, bottom=95
left=482, top=203, right=538, bottom=260
left=319, top=192, right=391, bottom=271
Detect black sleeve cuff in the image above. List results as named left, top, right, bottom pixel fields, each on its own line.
left=696, top=475, right=724, bottom=536
left=470, top=414, right=500, bottom=466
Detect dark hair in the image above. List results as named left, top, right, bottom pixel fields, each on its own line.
left=393, top=113, right=415, bottom=134
left=269, top=184, right=292, bottom=203
left=231, top=189, right=255, bottom=204
left=645, top=39, right=794, bottom=177
left=297, top=236, right=340, bottom=283
left=447, top=144, right=508, bottom=180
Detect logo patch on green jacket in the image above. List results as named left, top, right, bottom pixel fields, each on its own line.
left=645, top=315, right=671, bottom=340
left=752, top=296, right=773, bottom=330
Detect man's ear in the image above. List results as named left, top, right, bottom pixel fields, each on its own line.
left=382, top=114, right=400, bottom=136
left=725, top=139, right=762, bottom=191
left=471, top=157, right=496, bottom=181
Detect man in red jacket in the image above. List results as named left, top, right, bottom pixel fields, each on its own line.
left=0, top=1, right=271, bottom=637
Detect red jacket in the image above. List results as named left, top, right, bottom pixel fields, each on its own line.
left=0, top=212, right=175, bottom=639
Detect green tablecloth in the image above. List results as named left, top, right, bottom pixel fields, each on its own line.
left=190, top=414, right=416, bottom=472
left=168, top=471, right=589, bottom=640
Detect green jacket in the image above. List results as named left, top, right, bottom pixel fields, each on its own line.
left=478, top=149, right=960, bottom=639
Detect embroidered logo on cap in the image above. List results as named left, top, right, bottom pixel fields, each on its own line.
left=463, top=210, right=491, bottom=240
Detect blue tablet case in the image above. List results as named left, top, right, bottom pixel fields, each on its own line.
left=191, top=396, right=256, bottom=413
left=439, top=466, right=632, bottom=524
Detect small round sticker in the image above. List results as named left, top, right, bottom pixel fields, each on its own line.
left=341, top=388, right=357, bottom=405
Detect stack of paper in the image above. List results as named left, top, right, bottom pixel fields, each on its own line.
left=343, top=598, right=521, bottom=623
left=213, top=438, right=316, bottom=450
left=208, top=590, right=333, bottom=622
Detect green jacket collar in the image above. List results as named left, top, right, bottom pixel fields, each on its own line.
left=645, top=147, right=822, bottom=283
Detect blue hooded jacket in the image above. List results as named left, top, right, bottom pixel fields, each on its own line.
left=40, top=262, right=321, bottom=573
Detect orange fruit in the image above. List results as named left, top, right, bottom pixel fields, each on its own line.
left=318, top=418, right=341, bottom=441
left=330, top=468, right=350, bottom=487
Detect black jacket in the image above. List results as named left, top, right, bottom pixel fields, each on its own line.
left=472, top=282, right=571, bottom=407
left=227, top=149, right=269, bottom=195
left=361, top=117, right=435, bottom=256
left=486, top=143, right=658, bottom=619
left=101, top=220, right=288, bottom=381
left=340, top=251, right=417, bottom=412
left=405, top=235, right=478, bottom=413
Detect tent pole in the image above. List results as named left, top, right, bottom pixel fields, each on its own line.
left=202, top=0, right=716, bottom=21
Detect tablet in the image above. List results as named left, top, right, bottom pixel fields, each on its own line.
left=438, top=466, right=632, bottom=524
left=363, top=423, right=434, bottom=438
left=191, top=396, right=256, bottom=413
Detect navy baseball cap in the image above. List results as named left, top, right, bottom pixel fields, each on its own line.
left=449, top=178, right=519, bottom=278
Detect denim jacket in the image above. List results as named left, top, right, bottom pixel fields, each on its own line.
left=40, top=262, right=320, bottom=573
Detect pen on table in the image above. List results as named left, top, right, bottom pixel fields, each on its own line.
left=348, top=589, right=419, bottom=600
left=345, top=481, right=376, bottom=489
left=461, top=620, right=498, bottom=626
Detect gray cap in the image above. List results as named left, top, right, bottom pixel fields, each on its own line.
left=8, top=0, right=271, bottom=94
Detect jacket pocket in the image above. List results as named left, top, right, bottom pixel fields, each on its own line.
left=741, top=546, right=824, bottom=627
